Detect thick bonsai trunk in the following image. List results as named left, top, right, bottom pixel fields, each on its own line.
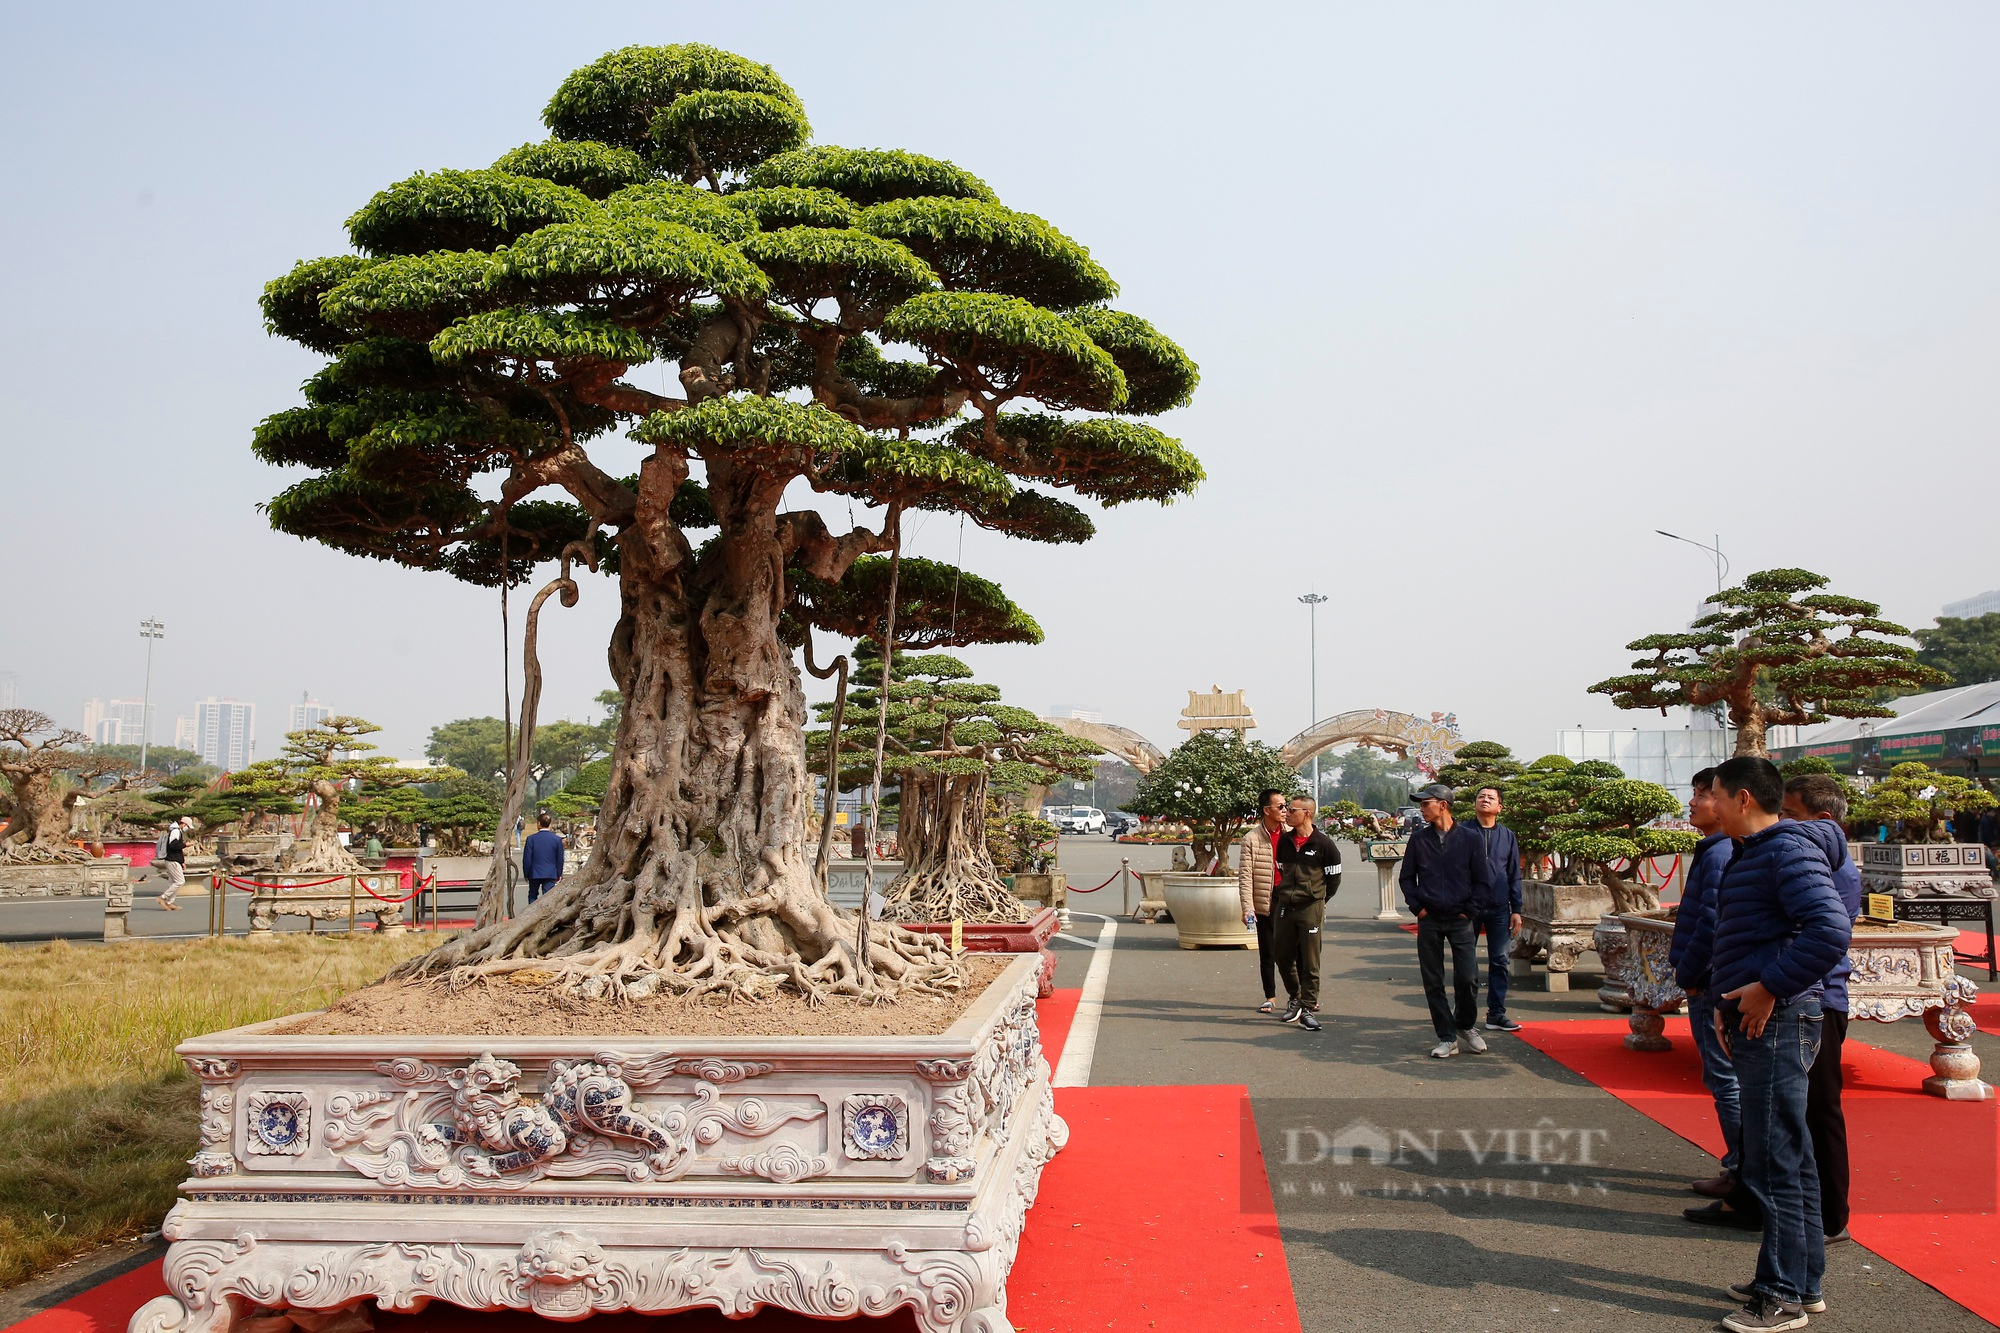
left=882, top=770, right=1021, bottom=923
left=402, top=465, right=957, bottom=1003
left=1600, top=864, right=1659, bottom=915
left=292, top=778, right=363, bottom=873
left=0, top=775, right=90, bottom=864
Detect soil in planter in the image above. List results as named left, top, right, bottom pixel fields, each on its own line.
left=274, top=955, right=1011, bottom=1038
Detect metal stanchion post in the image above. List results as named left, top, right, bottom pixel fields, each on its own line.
left=1120, top=857, right=1133, bottom=918
left=347, top=875, right=359, bottom=936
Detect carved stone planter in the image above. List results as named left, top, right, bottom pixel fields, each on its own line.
left=1133, top=869, right=1171, bottom=922
left=1846, top=918, right=1992, bottom=1100
left=1161, top=873, right=1255, bottom=948
left=1860, top=842, right=1995, bottom=899
left=1615, top=909, right=1683, bottom=1052
left=239, top=872, right=407, bottom=935
left=0, top=856, right=128, bottom=900
left=1516, top=879, right=1614, bottom=992
left=1593, top=916, right=1632, bottom=1013
left=132, top=953, right=1063, bottom=1333
left=903, top=907, right=1060, bottom=998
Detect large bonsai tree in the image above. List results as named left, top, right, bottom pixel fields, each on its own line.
left=1590, top=568, right=1947, bottom=756
left=1544, top=779, right=1701, bottom=913
left=0, top=711, right=144, bottom=864
left=812, top=650, right=1097, bottom=923
left=1851, top=762, right=1997, bottom=843
left=1437, top=740, right=1523, bottom=819
left=230, top=719, right=447, bottom=872
left=253, top=44, right=1200, bottom=1001
left=1500, top=754, right=1625, bottom=879
left=1127, top=733, right=1300, bottom=873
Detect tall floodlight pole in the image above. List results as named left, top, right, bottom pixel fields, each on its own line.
left=1299, top=593, right=1328, bottom=803
left=137, top=617, right=165, bottom=773
left=1656, top=530, right=1729, bottom=598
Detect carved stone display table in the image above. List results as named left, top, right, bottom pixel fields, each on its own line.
left=1593, top=916, right=1636, bottom=1016
left=239, top=871, right=408, bottom=936
left=904, top=907, right=1060, bottom=998
left=1515, top=880, right=1614, bottom=992
left=1609, top=910, right=1990, bottom=1099
left=0, top=856, right=128, bottom=900
left=1861, top=842, right=1995, bottom=899
left=1363, top=840, right=1407, bottom=922
left=1133, top=869, right=1170, bottom=923
left=132, top=953, right=1063, bottom=1333
left=1161, top=873, right=1255, bottom=948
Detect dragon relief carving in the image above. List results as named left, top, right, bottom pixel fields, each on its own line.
left=324, top=1053, right=822, bottom=1188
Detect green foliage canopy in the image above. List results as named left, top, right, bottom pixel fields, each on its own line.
left=1589, top=568, right=1948, bottom=754
left=1851, top=762, right=1997, bottom=843
left=1913, top=613, right=2000, bottom=692
left=252, top=41, right=1202, bottom=673
left=1128, top=732, right=1301, bottom=869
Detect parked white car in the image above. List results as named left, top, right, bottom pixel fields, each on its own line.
left=1054, top=807, right=1105, bottom=834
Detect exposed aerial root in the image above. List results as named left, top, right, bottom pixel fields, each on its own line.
left=0, top=842, right=94, bottom=866
left=881, top=865, right=1025, bottom=925
left=388, top=875, right=964, bottom=1006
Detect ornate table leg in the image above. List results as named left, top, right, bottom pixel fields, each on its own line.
left=1594, top=918, right=1632, bottom=1013
left=1626, top=1008, right=1671, bottom=1052
left=1923, top=996, right=1994, bottom=1101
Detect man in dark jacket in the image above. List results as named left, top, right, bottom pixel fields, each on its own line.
left=1669, top=767, right=1739, bottom=1199
left=1694, top=758, right=1852, bottom=1333
left=521, top=812, right=565, bottom=904
left=1399, top=783, right=1492, bottom=1059
left=1272, top=795, right=1341, bottom=1031
left=1468, top=785, right=1524, bottom=1031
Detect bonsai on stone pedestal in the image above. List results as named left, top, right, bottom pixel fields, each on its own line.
left=1127, top=731, right=1299, bottom=947
left=0, top=710, right=147, bottom=919
left=1850, top=762, right=1998, bottom=899
left=1502, top=754, right=1624, bottom=990
left=226, top=719, right=453, bottom=935
left=140, top=40, right=1204, bottom=1333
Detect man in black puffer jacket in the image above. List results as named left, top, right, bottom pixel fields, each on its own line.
left=1272, top=795, right=1342, bottom=1032
left=1694, top=757, right=1851, bottom=1333
left=1399, top=783, right=1492, bottom=1060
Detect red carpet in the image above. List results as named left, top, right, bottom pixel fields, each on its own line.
left=1518, top=1017, right=2000, bottom=1324
left=4, top=989, right=1301, bottom=1333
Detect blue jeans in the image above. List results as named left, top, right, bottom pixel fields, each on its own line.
left=527, top=878, right=557, bottom=904
left=1474, top=908, right=1513, bottom=1020
left=1686, top=990, right=1741, bottom=1173
left=1728, top=997, right=1825, bottom=1304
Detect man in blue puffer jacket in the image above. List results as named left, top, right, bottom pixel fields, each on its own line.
left=1692, top=758, right=1852, bottom=1333
left=1667, top=767, right=1739, bottom=1199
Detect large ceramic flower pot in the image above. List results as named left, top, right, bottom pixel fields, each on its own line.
left=1160, top=873, right=1255, bottom=949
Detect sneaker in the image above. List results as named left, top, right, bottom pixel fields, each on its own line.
left=1281, top=1001, right=1303, bottom=1024
left=1484, top=1015, right=1523, bottom=1032
left=1255, top=999, right=1275, bottom=1014
left=1458, top=1028, right=1488, bottom=1054
left=1728, top=1284, right=1824, bottom=1314
left=1722, top=1294, right=1809, bottom=1331
left=1298, top=1011, right=1322, bottom=1032
left=1429, top=1040, right=1459, bottom=1059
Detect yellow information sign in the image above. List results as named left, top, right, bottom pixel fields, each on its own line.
left=1866, top=892, right=1897, bottom=922
left=950, top=918, right=963, bottom=954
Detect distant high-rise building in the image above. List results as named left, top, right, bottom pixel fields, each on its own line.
left=82, top=698, right=106, bottom=737
left=173, top=717, right=198, bottom=750
left=1047, top=704, right=1104, bottom=724
left=194, top=698, right=256, bottom=773
left=0, top=672, right=16, bottom=709
left=289, top=694, right=332, bottom=730
left=104, top=698, right=153, bottom=747
left=1943, top=590, right=2000, bottom=620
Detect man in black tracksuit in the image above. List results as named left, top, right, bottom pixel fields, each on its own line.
left=1273, top=795, right=1342, bottom=1033
left=1400, top=782, right=1493, bottom=1058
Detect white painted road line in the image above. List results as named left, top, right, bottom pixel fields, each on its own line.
left=1052, top=912, right=1115, bottom=1088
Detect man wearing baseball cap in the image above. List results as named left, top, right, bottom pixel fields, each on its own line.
left=1399, top=783, right=1493, bottom=1058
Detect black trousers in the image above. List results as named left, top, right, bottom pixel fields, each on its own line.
left=1725, top=1007, right=1849, bottom=1236
left=1273, top=898, right=1326, bottom=1011
left=1416, top=913, right=1479, bottom=1041
left=1254, top=912, right=1276, bottom=999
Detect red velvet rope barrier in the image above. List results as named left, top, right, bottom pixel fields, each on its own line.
left=224, top=872, right=430, bottom=905
left=1067, top=868, right=1124, bottom=894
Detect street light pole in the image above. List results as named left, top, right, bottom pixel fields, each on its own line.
left=1299, top=593, right=1328, bottom=803
left=1655, top=530, right=1729, bottom=598
left=137, top=617, right=165, bottom=772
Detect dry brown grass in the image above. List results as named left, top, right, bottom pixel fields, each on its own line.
left=0, top=933, right=432, bottom=1289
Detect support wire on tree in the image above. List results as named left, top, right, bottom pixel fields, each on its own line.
left=801, top=631, right=849, bottom=890
left=858, top=507, right=904, bottom=975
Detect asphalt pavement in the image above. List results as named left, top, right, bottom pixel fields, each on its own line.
left=1046, top=834, right=1998, bottom=1332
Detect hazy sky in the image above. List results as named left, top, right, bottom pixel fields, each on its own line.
left=3, top=3, right=1996, bottom=769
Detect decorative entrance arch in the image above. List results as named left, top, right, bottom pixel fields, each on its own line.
left=1277, top=710, right=1464, bottom=779
left=1044, top=718, right=1168, bottom=775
